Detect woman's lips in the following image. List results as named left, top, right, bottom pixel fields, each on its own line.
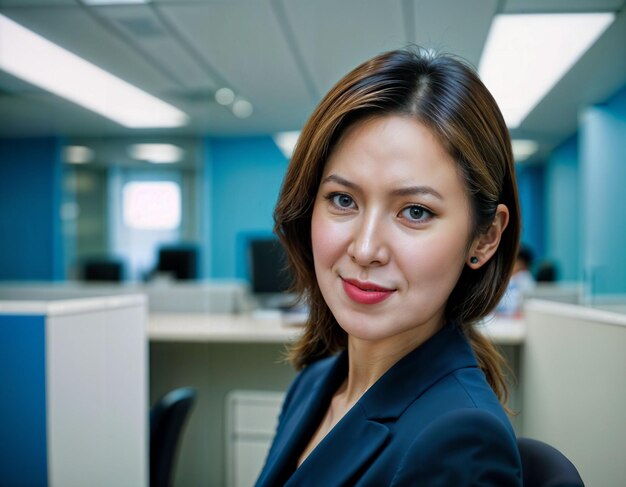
left=341, top=278, right=396, bottom=305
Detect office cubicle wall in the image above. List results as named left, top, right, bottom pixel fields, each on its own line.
left=0, top=295, right=147, bottom=487
left=0, top=280, right=250, bottom=314
left=522, top=300, right=626, bottom=487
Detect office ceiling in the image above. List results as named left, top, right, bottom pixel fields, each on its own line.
left=1, top=0, right=625, bottom=159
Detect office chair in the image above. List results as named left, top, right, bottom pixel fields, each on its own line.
left=517, top=437, right=584, bottom=487
left=150, top=387, right=198, bottom=487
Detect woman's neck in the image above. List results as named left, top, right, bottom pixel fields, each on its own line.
left=342, top=322, right=443, bottom=405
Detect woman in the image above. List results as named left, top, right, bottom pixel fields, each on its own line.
left=256, top=48, right=522, bottom=486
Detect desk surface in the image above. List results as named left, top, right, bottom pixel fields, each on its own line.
left=148, top=312, right=525, bottom=345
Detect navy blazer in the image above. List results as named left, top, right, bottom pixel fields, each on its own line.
left=255, top=324, right=522, bottom=486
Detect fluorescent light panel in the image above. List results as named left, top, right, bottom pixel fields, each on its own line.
left=511, top=139, right=539, bottom=161
left=273, top=131, right=301, bottom=159
left=64, top=145, right=95, bottom=164
left=128, top=143, right=184, bottom=163
left=0, top=14, right=188, bottom=128
left=479, top=13, right=615, bottom=128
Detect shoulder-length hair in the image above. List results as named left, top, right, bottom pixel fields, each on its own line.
left=274, top=48, right=520, bottom=405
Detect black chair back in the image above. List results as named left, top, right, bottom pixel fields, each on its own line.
left=517, top=437, right=584, bottom=487
left=150, top=387, right=197, bottom=487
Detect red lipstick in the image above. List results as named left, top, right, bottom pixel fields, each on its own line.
left=341, top=278, right=395, bottom=305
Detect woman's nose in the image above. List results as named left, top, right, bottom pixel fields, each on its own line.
left=347, top=212, right=390, bottom=267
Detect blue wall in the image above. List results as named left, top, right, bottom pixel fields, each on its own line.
left=0, top=314, right=48, bottom=486
left=516, top=163, right=546, bottom=263
left=0, top=137, right=63, bottom=280
left=545, top=135, right=581, bottom=281
left=205, top=136, right=288, bottom=279
left=580, top=86, right=626, bottom=295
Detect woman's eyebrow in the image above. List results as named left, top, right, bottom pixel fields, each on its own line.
left=322, top=174, right=443, bottom=200
left=321, top=174, right=359, bottom=190
left=390, top=186, right=443, bottom=200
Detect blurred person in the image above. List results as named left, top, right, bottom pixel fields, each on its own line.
left=496, top=244, right=535, bottom=317
left=255, top=48, right=522, bottom=486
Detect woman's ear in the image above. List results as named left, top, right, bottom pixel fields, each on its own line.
left=466, top=204, right=509, bottom=269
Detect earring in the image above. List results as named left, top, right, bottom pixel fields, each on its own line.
left=470, top=256, right=479, bottom=264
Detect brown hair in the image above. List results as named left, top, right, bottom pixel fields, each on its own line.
left=273, top=48, right=520, bottom=406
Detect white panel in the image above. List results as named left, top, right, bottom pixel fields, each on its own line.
left=226, top=391, right=284, bottom=487
left=159, top=3, right=316, bottom=121
left=46, top=299, right=147, bottom=487
left=522, top=300, right=626, bottom=487
left=413, top=0, right=498, bottom=66
left=282, top=0, right=407, bottom=95
left=234, top=440, right=274, bottom=487
left=233, top=395, right=284, bottom=435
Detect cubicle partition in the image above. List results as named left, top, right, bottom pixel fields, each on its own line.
left=0, top=295, right=147, bottom=487
left=0, top=279, right=250, bottom=314
left=521, top=300, right=626, bottom=487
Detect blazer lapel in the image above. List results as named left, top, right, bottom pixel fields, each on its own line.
left=255, top=353, right=348, bottom=487
left=285, top=404, right=390, bottom=487
left=359, top=323, right=478, bottom=421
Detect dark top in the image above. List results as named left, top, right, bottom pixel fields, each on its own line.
left=255, top=323, right=522, bottom=486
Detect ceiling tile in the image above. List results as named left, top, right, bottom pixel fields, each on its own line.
left=159, top=2, right=315, bottom=130
left=503, top=0, right=625, bottom=13
left=93, top=4, right=219, bottom=92
left=412, top=0, right=498, bottom=67
left=281, top=0, right=407, bottom=95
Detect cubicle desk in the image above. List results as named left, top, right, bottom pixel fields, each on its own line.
left=148, top=311, right=525, bottom=344
left=147, top=312, right=525, bottom=487
left=148, top=312, right=303, bottom=343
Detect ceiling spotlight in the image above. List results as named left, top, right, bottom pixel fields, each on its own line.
left=215, top=87, right=235, bottom=106
left=63, top=145, right=94, bottom=164
left=128, top=143, right=185, bottom=164
left=232, top=98, right=253, bottom=119
left=511, top=139, right=539, bottom=161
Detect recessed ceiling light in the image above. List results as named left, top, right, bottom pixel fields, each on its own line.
left=273, top=131, right=301, bottom=159
left=511, top=139, right=539, bottom=161
left=64, top=145, right=95, bottom=164
left=0, top=14, right=188, bottom=128
left=232, top=98, right=253, bottom=119
left=479, top=13, right=615, bottom=128
left=215, top=87, right=235, bottom=106
left=128, top=144, right=185, bottom=164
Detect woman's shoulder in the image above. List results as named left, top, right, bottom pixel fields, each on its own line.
left=391, top=408, right=522, bottom=486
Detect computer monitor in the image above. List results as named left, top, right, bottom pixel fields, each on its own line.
left=248, top=238, right=292, bottom=298
left=82, top=259, right=124, bottom=282
left=157, top=246, right=199, bottom=280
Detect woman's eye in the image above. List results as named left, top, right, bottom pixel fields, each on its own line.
left=401, top=205, right=432, bottom=222
left=331, top=193, right=355, bottom=209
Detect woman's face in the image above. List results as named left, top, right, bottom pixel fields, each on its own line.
left=311, top=115, right=475, bottom=346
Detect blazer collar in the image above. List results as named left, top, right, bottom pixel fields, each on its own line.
left=358, top=322, right=477, bottom=420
